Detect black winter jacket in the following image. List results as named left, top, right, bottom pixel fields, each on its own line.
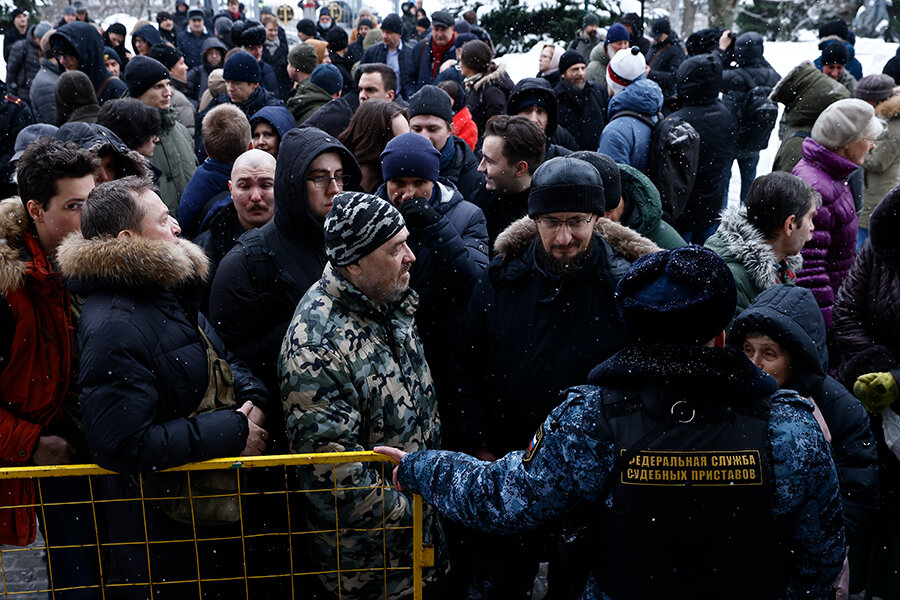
left=209, top=128, right=362, bottom=399
left=670, top=55, right=736, bottom=232
left=51, top=22, right=127, bottom=104
left=56, top=235, right=266, bottom=475
left=29, top=59, right=60, bottom=124
left=186, top=37, right=227, bottom=102
left=263, top=27, right=291, bottom=100
left=450, top=217, right=658, bottom=454
left=6, top=27, right=40, bottom=101
left=465, top=64, right=515, bottom=141
left=553, top=79, right=607, bottom=151
left=731, top=285, right=879, bottom=542
left=720, top=33, right=780, bottom=152
left=300, top=97, right=353, bottom=137
left=440, top=136, right=484, bottom=202
left=471, top=184, right=531, bottom=253
left=0, top=90, right=33, bottom=198
left=646, top=34, right=686, bottom=104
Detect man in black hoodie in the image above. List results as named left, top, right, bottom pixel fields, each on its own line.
left=506, top=77, right=577, bottom=159
left=210, top=127, right=362, bottom=406
left=49, top=22, right=127, bottom=105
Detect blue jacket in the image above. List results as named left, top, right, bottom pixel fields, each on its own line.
left=730, top=284, right=879, bottom=543
left=360, top=41, right=416, bottom=99
left=177, top=29, right=212, bottom=69
left=259, top=59, right=278, bottom=96
left=814, top=39, right=863, bottom=81
left=178, top=156, right=232, bottom=239
left=597, top=78, right=663, bottom=173
left=398, top=342, right=846, bottom=599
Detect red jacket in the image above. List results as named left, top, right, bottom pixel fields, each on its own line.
left=0, top=199, right=72, bottom=546
left=453, top=106, right=478, bottom=151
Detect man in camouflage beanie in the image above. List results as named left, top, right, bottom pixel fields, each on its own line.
left=278, top=190, right=446, bottom=599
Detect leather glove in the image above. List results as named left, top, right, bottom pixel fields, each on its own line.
left=854, top=372, right=899, bottom=413
left=398, top=196, right=442, bottom=230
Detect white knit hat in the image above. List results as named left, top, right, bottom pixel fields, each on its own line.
left=811, top=98, right=883, bottom=150
left=606, top=46, right=646, bottom=95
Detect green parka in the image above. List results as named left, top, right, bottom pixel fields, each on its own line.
left=151, top=107, right=197, bottom=217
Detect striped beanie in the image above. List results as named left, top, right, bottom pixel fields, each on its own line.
left=325, top=192, right=405, bottom=266
left=606, top=46, right=646, bottom=95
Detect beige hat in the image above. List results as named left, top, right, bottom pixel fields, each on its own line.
left=811, top=98, right=882, bottom=150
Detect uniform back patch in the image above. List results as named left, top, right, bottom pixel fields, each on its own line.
left=620, top=449, right=763, bottom=486
left=523, top=425, right=544, bottom=464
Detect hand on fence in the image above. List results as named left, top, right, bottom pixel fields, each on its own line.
left=237, top=401, right=268, bottom=456
left=32, top=435, right=74, bottom=465
left=373, top=446, right=407, bottom=492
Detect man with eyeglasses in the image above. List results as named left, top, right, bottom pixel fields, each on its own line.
left=447, top=156, right=658, bottom=598
left=210, top=127, right=362, bottom=411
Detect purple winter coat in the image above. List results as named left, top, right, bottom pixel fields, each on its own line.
left=791, top=137, right=859, bottom=327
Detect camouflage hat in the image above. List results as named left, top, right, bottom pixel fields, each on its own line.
left=325, top=192, right=405, bottom=266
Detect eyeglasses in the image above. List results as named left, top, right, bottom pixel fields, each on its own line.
left=306, top=174, right=351, bottom=189
left=535, top=215, right=594, bottom=232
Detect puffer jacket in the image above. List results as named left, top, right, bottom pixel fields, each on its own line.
left=451, top=216, right=659, bottom=455
left=585, top=42, right=609, bottom=84
left=152, top=108, right=197, bottom=217
left=730, top=284, right=878, bottom=543
left=278, top=261, right=444, bottom=599
left=670, top=54, right=737, bottom=234
left=465, top=63, right=515, bottom=141
left=771, top=61, right=850, bottom=172
left=29, top=58, right=61, bottom=124
left=597, top=78, right=663, bottom=173
left=862, top=90, right=900, bottom=229
left=6, top=26, right=41, bottom=101
left=792, top=137, right=859, bottom=327
left=0, top=199, right=73, bottom=546
left=720, top=32, right=781, bottom=152
left=704, top=204, right=802, bottom=316
left=618, top=163, right=686, bottom=250
left=50, top=22, right=128, bottom=104
left=209, top=128, right=361, bottom=399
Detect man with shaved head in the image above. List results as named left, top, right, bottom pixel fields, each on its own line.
left=196, top=148, right=276, bottom=292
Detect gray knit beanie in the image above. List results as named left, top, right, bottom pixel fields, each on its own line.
left=811, top=98, right=881, bottom=150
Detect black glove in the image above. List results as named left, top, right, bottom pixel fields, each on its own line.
left=398, top=196, right=442, bottom=229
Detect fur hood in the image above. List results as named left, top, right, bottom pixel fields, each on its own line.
left=711, top=204, right=803, bottom=290
left=469, top=63, right=509, bottom=92
left=876, top=89, right=900, bottom=120
left=57, top=232, right=209, bottom=290
left=0, top=197, right=27, bottom=294
left=493, top=215, right=661, bottom=260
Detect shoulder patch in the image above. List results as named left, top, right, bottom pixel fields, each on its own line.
left=4, top=94, right=22, bottom=106
left=523, top=424, right=544, bottom=464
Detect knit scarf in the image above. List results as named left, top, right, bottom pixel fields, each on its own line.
left=431, top=36, right=454, bottom=78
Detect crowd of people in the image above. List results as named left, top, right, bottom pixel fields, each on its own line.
left=2, top=2, right=900, bottom=599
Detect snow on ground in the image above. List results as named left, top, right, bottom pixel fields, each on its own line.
left=497, top=36, right=900, bottom=208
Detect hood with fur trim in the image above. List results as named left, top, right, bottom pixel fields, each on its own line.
left=876, top=89, right=900, bottom=120
left=469, top=63, right=510, bottom=92
left=0, top=198, right=28, bottom=294
left=493, top=215, right=660, bottom=260
left=705, top=204, right=803, bottom=291
left=57, top=232, right=209, bottom=290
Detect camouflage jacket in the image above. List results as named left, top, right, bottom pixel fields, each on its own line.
left=279, top=262, right=443, bottom=599
left=398, top=344, right=845, bottom=600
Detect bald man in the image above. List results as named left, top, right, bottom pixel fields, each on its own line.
left=196, top=149, right=276, bottom=304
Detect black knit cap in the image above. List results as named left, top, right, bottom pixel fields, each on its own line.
left=408, top=84, right=453, bottom=123
left=821, top=42, right=848, bottom=66
left=558, top=50, right=586, bottom=75
left=123, top=56, right=170, bottom=99
left=381, top=13, right=404, bottom=34
left=325, top=192, right=406, bottom=266
left=357, top=18, right=374, bottom=29
left=616, top=246, right=737, bottom=345
left=569, top=151, right=621, bottom=212
left=223, top=51, right=261, bottom=83
left=297, top=18, right=317, bottom=36
left=149, top=43, right=183, bottom=70
left=649, top=17, right=671, bottom=38
left=527, top=157, right=606, bottom=217
left=819, top=19, right=850, bottom=41
left=326, top=26, right=348, bottom=51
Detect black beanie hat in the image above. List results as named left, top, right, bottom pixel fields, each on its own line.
left=241, top=24, right=266, bottom=47
left=616, top=246, right=737, bottom=345
left=357, top=17, right=374, bottom=29
left=558, top=50, right=586, bottom=75
left=326, top=26, right=348, bottom=51
left=408, top=85, right=453, bottom=123
left=569, top=151, right=621, bottom=212
left=297, top=18, right=317, bottom=36
left=223, top=51, right=261, bottom=83
left=819, top=19, right=850, bottom=41
left=124, top=56, right=170, bottom=99
left=381, top=14, right=404, bottom=34
left=821, top=42, right=849, bottom=66
left=149, top=43, right=183, bottom=70
left=527, top=157, right=606, bottom=217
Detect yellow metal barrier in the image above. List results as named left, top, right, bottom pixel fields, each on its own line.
left=0, top=452, right=434, bottom=600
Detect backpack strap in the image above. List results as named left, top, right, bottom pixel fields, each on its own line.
left=95, top=75, right=116, bottom=100
left=240, top=228, right=280, bottom=291
left=609, top=109, right=656, bottom=128
left=735, top=68, right=760, bottom=90
left=787, top=130, right=810, bottom=141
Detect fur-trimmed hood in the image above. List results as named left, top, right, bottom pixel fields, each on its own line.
left=468, top=63, right=510, bottom=92
left=57, top=232, right=210, bottom=291
left=493, top=215, right=661, bottom=260
left=706, top=204, right=802, bottom=290
left=876, top=89, right=900, bottom=120
left=0, top=197, right=28, bottom=294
